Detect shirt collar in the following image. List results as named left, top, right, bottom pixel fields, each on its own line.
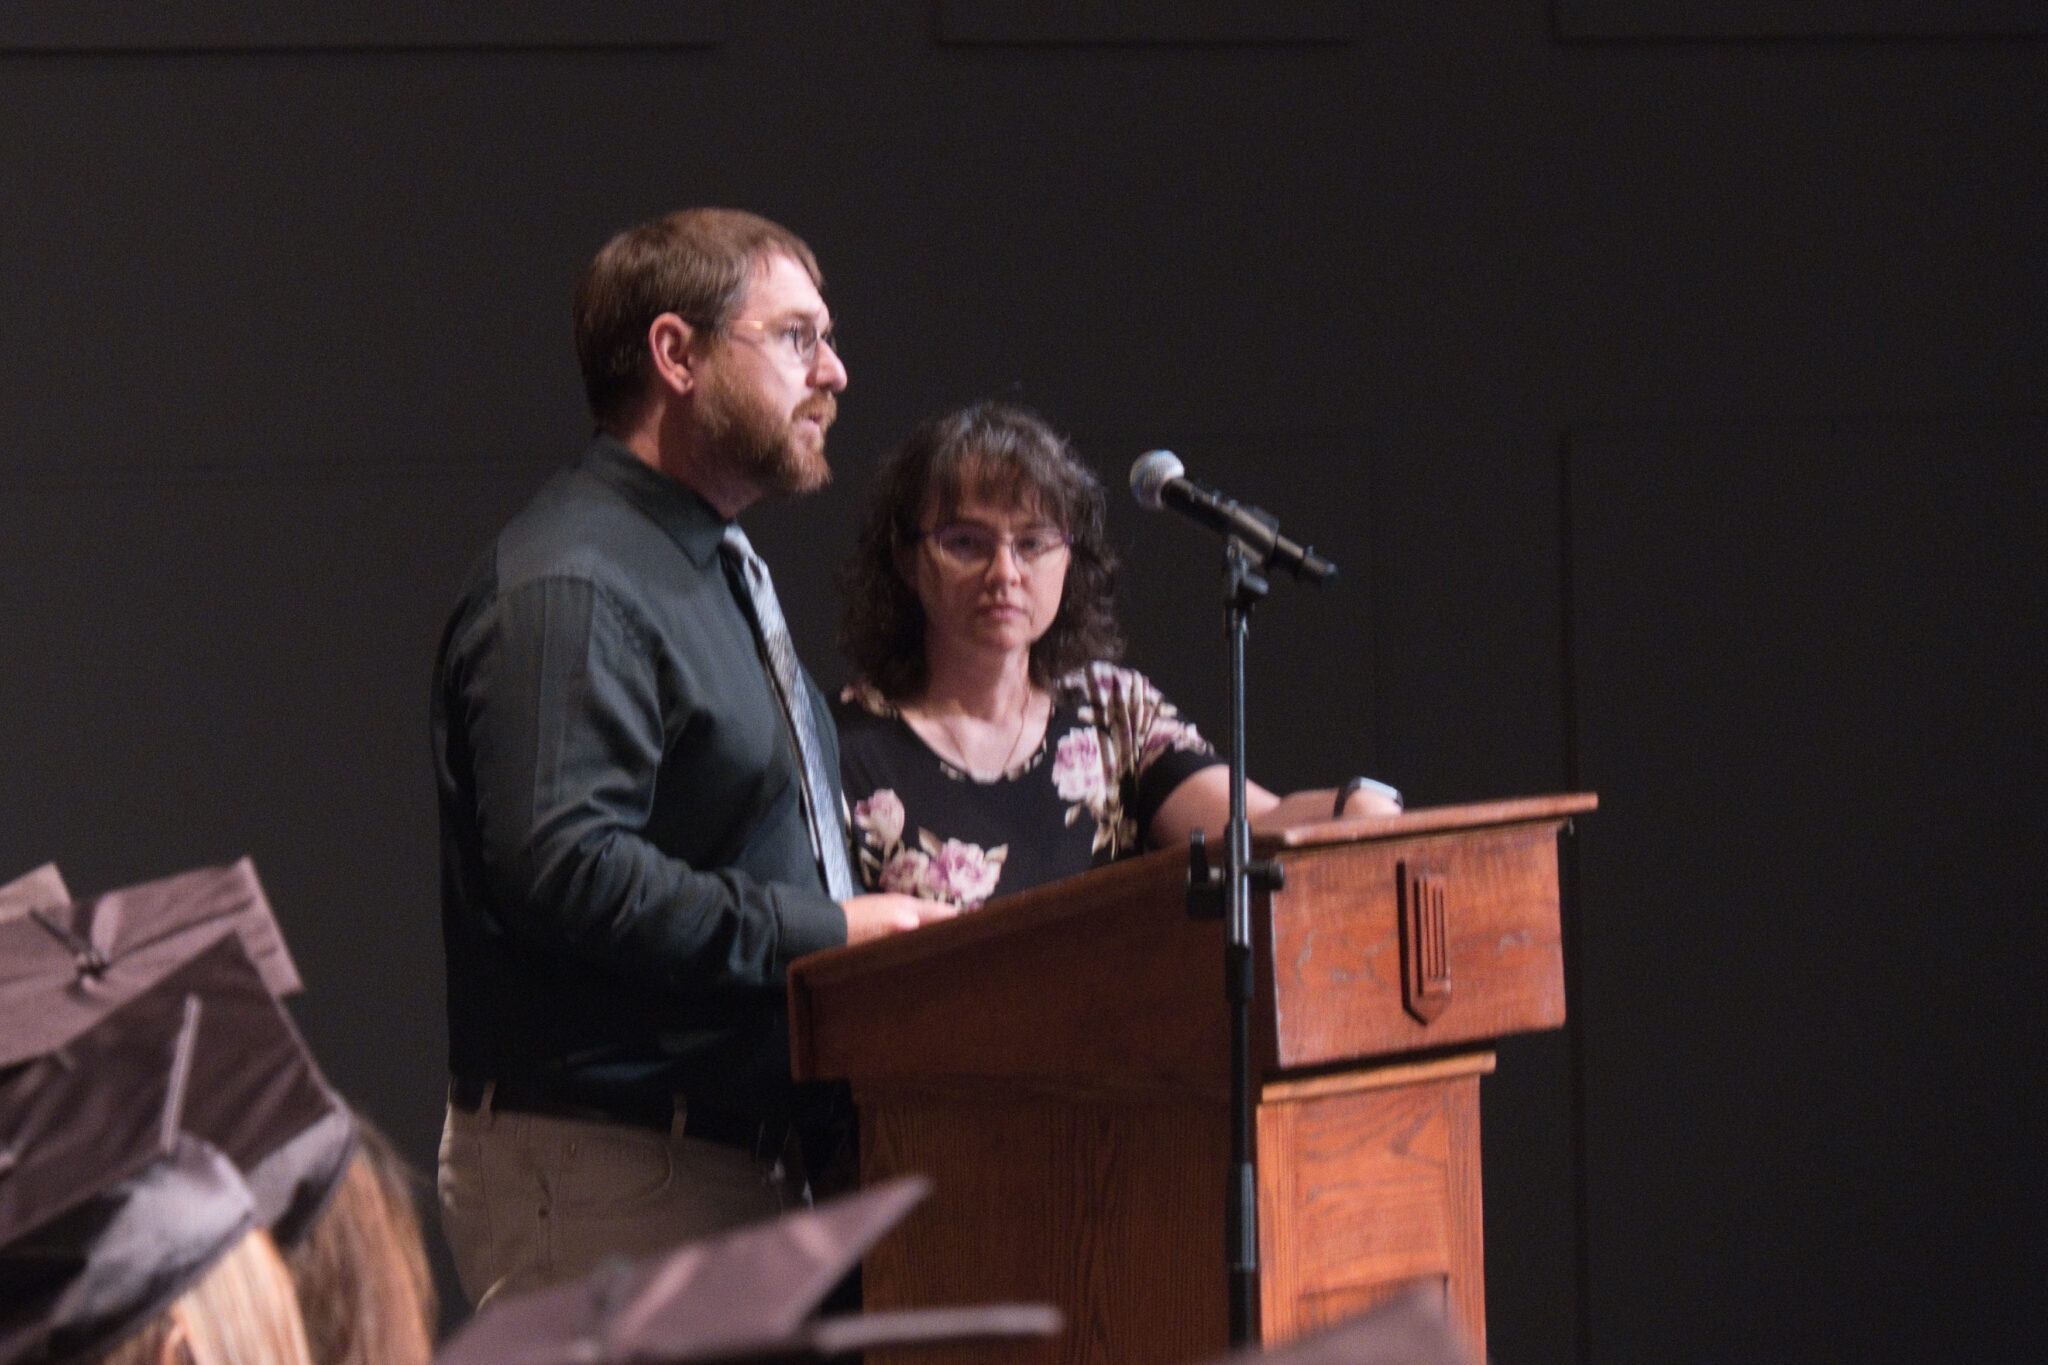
left=579, top=434, right=731, bottom=569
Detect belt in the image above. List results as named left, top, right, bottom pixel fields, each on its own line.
left=449, top=1075, right=776, bottom=1152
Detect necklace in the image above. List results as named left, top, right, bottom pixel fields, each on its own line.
left=924, top=690, right=1043, bottom=782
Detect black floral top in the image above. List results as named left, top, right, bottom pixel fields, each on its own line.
left=833, top=663, right=1221, bottom=909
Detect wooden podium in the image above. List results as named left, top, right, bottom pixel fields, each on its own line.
left=788, top=794, right=1595, bottom=1364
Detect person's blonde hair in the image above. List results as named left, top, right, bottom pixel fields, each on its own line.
left=284, top=1123, right=437, bottom=1365
left=99, top=1228, right=313, bottom=1365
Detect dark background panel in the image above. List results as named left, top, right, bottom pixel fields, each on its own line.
left=1555, top=0, right=2048, bottom=40
left=936, top=0, right=1363, bottom=45
left=1, top=4, right=2043, bottom=1360
left=1568, top=419, right=2048, bottom=1363
left=0, top=1, right=722, bottom=52
left=0, top=460, right=558, bottom=1128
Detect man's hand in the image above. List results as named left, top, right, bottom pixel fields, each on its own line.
left=841, top=893, right=959, bottom=945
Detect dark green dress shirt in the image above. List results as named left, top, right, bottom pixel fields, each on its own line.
left=432, top=437, right=848, bottom=1118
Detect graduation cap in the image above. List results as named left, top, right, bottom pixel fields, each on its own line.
left=1196, top=1289, right=1477, bottom=1365
left=436, top=1176, right=1061, bottom=1365
left=0, top=858, right=302, bottom=1069
left=0, top=866, right=70, bottom=923
left=0, top=931, right=355, bottom=1365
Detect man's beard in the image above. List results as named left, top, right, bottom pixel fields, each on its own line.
left=699, top=362, right=834, bottom=499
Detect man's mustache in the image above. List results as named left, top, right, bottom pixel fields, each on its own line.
left=796, top=393, right=837, bottom=429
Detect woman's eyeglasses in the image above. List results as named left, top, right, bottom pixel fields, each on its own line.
left=920, top=524, right=1070, bottom=571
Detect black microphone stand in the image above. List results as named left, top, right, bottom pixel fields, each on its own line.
left=1186, top=535, right=1289, bottom=1347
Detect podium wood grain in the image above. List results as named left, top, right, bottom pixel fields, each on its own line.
left=859, top=1087, right=1229, bottom=1365
left=789, top=794, right=1594, bottom=1364
left=1257, top=1055, right=1493, bottom=1349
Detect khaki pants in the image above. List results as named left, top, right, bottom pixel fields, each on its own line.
left=437, top=1088, right=789, bottom=1308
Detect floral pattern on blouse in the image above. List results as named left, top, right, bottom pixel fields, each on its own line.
left=1057, top=662, right=1212, bottom=859
left=839, top=664, right=1214, bottom=905
left=852, top=788, right=1009, bottom=909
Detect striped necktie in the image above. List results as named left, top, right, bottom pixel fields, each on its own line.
left=720, top=525, right=857, bottom=901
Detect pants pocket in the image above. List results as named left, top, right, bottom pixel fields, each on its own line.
left=437, top=1104, right=499, bottom=1305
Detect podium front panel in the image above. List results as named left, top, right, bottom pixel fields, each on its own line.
left=860, top=1084, right=1230, bottom=1365
left=1255, top=1056, right=1493, bottom=1357
left=1264, top=819, right=1568, bottom=1070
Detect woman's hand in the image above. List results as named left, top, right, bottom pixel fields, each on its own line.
left=1246, top=785, right=1400, bottom=832
left=1149, top=765, right=1403, bottom=848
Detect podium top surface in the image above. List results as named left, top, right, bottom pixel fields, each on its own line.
left=1254, top=791, right=1598, bottom=853
left=790, top=794, right=1597, bottom=990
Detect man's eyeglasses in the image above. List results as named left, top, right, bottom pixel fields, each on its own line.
left=920, top=524, right=1071, bottom=571
left=729, top=316, right=839, bottom=368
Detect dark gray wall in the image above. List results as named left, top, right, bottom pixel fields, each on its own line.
left=2, top=6, right=2041, bottom=1362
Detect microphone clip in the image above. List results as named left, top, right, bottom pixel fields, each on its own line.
left=1186, top=831, right=1285, bottom=922
left=1225, top=537, right=1271, bottom=610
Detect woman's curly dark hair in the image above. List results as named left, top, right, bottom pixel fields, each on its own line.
left=840, top=402, right=1123, bottom=701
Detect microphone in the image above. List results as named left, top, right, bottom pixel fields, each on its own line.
left=1129, top=451, right=1337, bottom=583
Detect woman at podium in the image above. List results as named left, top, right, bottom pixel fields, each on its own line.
left=832, top=402, right=1399, bottom=910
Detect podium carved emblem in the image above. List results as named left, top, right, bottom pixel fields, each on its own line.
left=1399, top=862, right=1453, bottom=1023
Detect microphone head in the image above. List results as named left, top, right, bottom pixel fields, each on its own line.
left=1129, top=450, right=1184, bottom=511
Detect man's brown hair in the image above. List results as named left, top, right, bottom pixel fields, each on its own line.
left=573, top=208, right=823, bottom=429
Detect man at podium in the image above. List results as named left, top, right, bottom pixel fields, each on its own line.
left=431, top=209, right=949, bottom=1310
